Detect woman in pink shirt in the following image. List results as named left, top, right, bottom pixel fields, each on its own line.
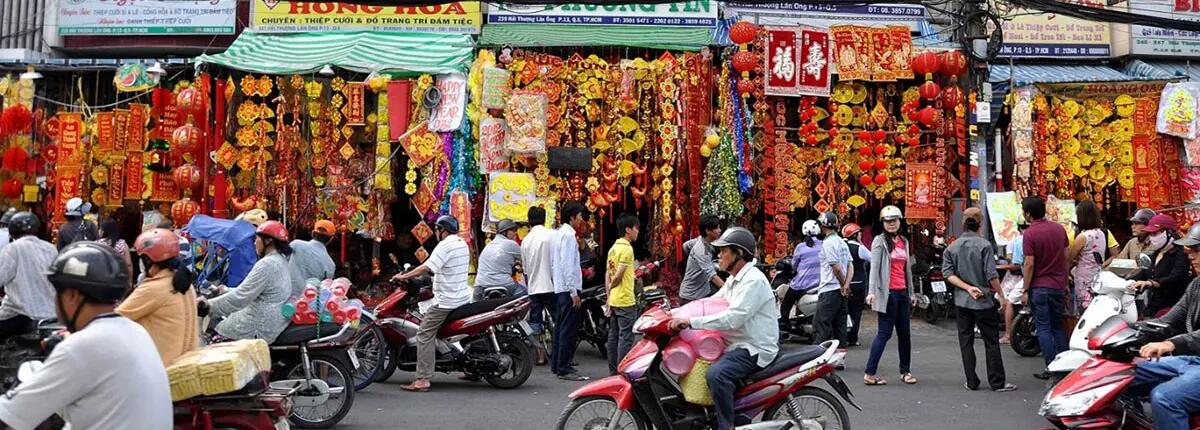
left=864, top=206, right=918, bottom=386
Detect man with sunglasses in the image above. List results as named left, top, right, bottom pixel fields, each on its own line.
left=1127, top=223, right=1200, bottom=430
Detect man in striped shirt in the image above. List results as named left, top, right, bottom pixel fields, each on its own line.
left=392, top=215, right=471, bottom=392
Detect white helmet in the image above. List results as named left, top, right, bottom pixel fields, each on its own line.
left=881, top=205, right=903, bottom=221
left=801, top=220, right=820, bottom=237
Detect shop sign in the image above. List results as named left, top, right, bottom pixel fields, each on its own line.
left=999, top=6, right=1111, bottom=58
left=765, top=26, right=832, bottom=97
left=725, top=3, right=927, bottom=29
left=1130, top=0, right=1200, bottom=56
left=251, top=1, right=482, bottom=34
left=487, top=2, right=716, bottom=27
left=57, top=0, right=237, bottom=36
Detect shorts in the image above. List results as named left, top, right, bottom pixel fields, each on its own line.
left=1000, top=272, right=1024, bottom=305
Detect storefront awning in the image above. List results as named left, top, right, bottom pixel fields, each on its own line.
left=988, top=64, right=1155, bottom=87
left=194, top=31, right=475, bottom=76
left=478, top=24, right=713, bottom=51
left=1124, top=59, right=1200, bottom=82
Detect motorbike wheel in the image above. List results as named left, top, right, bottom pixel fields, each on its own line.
left=484, top=335, right=534, bottom=389
left=924, top=303, right=941, bottom=324
left=351, top=325, right=386, bottom=391
left=285, top=352, right=356, bottom=429
left=763, top=387, right=851, bottom=430
left=555, top=396, right=649, bottom=430
left=1011, top=312, right=1042, bottom=357
left=375, top=345, right=398, bottom=382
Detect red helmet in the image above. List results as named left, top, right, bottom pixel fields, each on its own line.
left=134, top=228, right=181, bottom=263
left=256, top=220, right=289, bottom=242
left=841, top=223, right=862, bottom=238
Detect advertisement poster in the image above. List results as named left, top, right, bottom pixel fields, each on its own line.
left=999, top=10, right=1111, bottom=58
left=487, top=1, right=716, bottom=27
left=58, top=0, right=237, bottom=35
left=251, top=0, right=482, bottom=34
left=1130, top=0, right=1200, bottom=56
left=905, top=163, right=939, bottom=219
left=985, top=191, right=1023, bottom=246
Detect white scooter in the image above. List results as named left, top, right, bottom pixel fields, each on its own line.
left=1045, top=255, right=1150, bottom=379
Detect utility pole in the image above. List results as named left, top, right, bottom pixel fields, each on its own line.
left=960, top=0, right=997, bottom=238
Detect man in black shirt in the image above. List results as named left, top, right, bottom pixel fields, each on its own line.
left=57, top=198, right=98, bottom=251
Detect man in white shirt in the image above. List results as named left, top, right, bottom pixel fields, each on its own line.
left=392, top=215, right=470, bottom=392
left=551, top=202, right=588, bottom=381
left=0, top=209, right=14, bottom=253
left=670, top=227, right=779, bottom=430
left=816, top=211, right=852, bottom=344
left=520, top=207, right=556, bottom=364
left=0, top=212, right=58, bottom=341
left=0, top=241, right=171, bottom=430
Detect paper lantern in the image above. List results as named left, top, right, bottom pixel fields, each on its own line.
left=857, top=146, right=873, bottom=157
left=175, top=87, right=203, bottom=114
left=171, top=198, right=201, bottom=226
left=736, top=79, right=756, bottom=95
left=0, top=104, right=32, bottom=137
left=874, top=159, right=889, bottom=170
left=2, top=146, right=28, bottom=172
left=731, top=51, right=758, bottom=74
left=1, top=179, right=20, bottom=199
left=173, top=163, right=202, bottom=190
left=874, top=144, right=889, bottom=156
left=858, top=160, right=874, bottom=171
left=941, top=85, right=964, bottom=108
left=729, top=21, right=759, bottom=45
left=871, top=130, right=887, bottom=142
left=172, top=122, right=202, bottom=153
left=874, top=174, right=889, bottom=185
left=859, top=175, right=873, bottom=187
left=828, top=128, right=840, bottom=138
left=804, top=135, right=818, bottom=146
left=917, top=106, right=942, bottom=127
left=911, top=51, right=942, bottom=80
left=919, top=81, right=941, bottom=101
left=940, top=51, right=968, bottom=77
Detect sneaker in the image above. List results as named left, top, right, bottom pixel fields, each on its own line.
left=1033, top=371, right=1052, bottom=380
left=557, top=373, right=590, bottom=381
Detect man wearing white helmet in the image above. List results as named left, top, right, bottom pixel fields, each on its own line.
left=57, top=198, right=98, bottom=251
left=815, top=211, right=852, bottom=344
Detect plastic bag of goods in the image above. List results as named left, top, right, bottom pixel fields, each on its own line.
left=662, top=339, right=698, bottom=376
left=679, top=329, right=727, bottom=361
left=678, top=358, right=716, bottom=405
left=671, top=297, right=729, bottom=319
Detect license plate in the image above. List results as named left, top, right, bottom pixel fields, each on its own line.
left=347, top=348, right=360, bottom=370
left=931, top=281, right=947, bottom=293
left=517, top=321, right=534, bottom=337
left=275, top=418, right=290, bottom=430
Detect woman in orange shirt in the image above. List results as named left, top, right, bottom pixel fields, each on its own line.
left=117, top=228, right=198, bottom=366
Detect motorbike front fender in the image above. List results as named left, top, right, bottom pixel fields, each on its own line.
left=568, top=375, right=636, bottom=410
left=1048, top=349, right=1092, bottom=374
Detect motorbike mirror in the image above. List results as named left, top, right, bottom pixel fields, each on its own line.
left=1137, top=254, right=1153, bottom=270
left=17, top=361, right=42, bottom=383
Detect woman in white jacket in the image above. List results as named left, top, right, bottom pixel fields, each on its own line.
left=863, top=206, right=917, bottom=386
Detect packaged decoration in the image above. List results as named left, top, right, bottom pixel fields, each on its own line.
left=1157, top=82, right=1200, bottom=140
left=504, top=91, right=548, bottom=154
left=283, top=278, right=366, bottom=326
left=166, top=340, right=270, bottom=401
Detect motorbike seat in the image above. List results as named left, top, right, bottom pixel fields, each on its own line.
left=742, top=346, right=826, bottom=384
left=444, top=297, right=510, bottom=323
left=272, top=322, right=344, bottom=345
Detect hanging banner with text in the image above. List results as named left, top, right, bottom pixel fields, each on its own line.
left=58, top=0, right=237, bottom=35
left=764, top=26, right=832, bottom=97
left=487, top=1, right=717, bottom=27
left=999, top=9, right=1111, bottom=58
left=1129, top=0, right=1200, bottom=56
left=251, top=0, right=482, bottom=34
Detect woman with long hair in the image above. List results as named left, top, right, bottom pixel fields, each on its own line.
left=99, top=218, right=134, bottom=284
left=118, top=228, right=198, bottom=365
left=863, top=205, right=917, bottom=386
left=1065, top=201, right=1112, bottom=314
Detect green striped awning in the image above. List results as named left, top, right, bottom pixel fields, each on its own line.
left=479, top=24, right=712, bottom=51
left=195, top=31, right=475, bottom=76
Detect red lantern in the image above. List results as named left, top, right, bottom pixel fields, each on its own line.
left=908, top=124, right=922, bottom=135
left=919, top=81, right=941, bottom=101
left=175, top=87, right=203, bottom=115
left=172, top=122, right=202, bottom=153
left=858, top=146, right=873, bottom=157
left=173, top=163, right=202, bottom=190
left=1, top=179, right=20, bottom=199
left=0, top=104, right=33, bottom=137
left=872, top=129, right=887, bottom=142
left=171, top=198, right=201, bottom=226
left=828, top=128, right=840, bottom=138
left=874, top=159, right=889, bottom=170
left=908, top=137, right=921, bottom=147
left=731, top=51, right=759, bottom=74
left=874, top=174, right=889, bottom=185
left=874, top=144, right=889, bottom=156
left=917, top=107, right=942, bottom=127
left=911, top=51, right=942, bottom=80
left=2, top=146, right=28, bottom=172
left=941, top=85, right=964, bottom=108
left=805, top=135, right=818, bottom=146
left=729, top=21, right=759, bottom=45
left=940, top=51, right=968, bottom=77
left=859, top=175, right=873, bottom=187
left=856, top=131, right=871, bottom=141
left=858, top=160, right=874, bottom=171
left=736, top=79, right=757, bottom=95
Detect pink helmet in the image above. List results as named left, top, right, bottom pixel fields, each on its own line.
left=134, top=228, right=181, bottom=263
left=256, top=220, right=290, bottom=242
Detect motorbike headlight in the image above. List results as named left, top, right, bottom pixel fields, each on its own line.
left=1039, top=382, right=1122, bottom=418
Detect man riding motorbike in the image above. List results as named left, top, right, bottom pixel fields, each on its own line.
left=288, top=219, right=337, bottom=297
left=0, top=242, right=172, bottom=429
left=118, top=228, right=199, bottom=366
left=1112, top=208, right=1155, bottom=263
left=0, top=208, right=14, bottom=252
left=669, top=227, right=780, bottom=430
left=200, top=220, right=292, bottom=343
left=0, top=212, right=58, bottom=340
left=1125, top=223, right=1200, bottom=430
left=475, top=219, right=526, bottom=301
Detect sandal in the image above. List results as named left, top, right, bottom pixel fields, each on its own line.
left=993, top=383, right=1018, bottom=392
left=999, top=336, right=1011, bottom=345
left=863, top=375, right=887, bottom=386
left=901, top=373, right=917, bottom=385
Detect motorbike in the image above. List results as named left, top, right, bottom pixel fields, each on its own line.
left=912, top=255, right=951, bottom=324
left=1039, top=315, right=1196, bottom=429
left=557, top=303, right=861, bottom=430
left=779, top=288, right=821, bottom=343
left=174, top=372, right=298, bottom=430
left=349, top=269, right=535, bottom=390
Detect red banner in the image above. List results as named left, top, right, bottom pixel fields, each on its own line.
left=57, top=113, right=84, bottom=165
left=107, top=161, right=125, bottom=205
left=387, top=80, right=413, bottom=141
left=905, top=163, right=940, bottom=219
left=53, top=166, right=82, bottom=225
left=346, top=82, right=366, bottom=125
left=889, top=26, right=914, bottom=80
left=129, top=104, right=147, bottom=153
left=150, top=172, right=178, bottom=202
left=797, top=27, right=832, bottom=97
left=96, top=112, right=114, bottom=154
left=870, top=28, right=895, bottom=82
left=124, top=153, right=144, bottom=199
left=831, top=25, right=870, bottom=82
left=765, top=27, right=799, bottom=97
left=114, top=109, right=130, bottom=153
left=765, top=26, right=831, bottom=97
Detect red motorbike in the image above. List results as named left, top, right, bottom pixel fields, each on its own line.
left=351, top=271, right=535, bottom=390
left=1041, top=315, right=1200, bottom=429
left=557, top=304, right=860, bottom=430
left=173, top=373, right=297, bottom=430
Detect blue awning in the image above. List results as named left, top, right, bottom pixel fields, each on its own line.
left=1124, top=59, right=1200, bottom=81
left=988, top=64, right=1153, bottom=87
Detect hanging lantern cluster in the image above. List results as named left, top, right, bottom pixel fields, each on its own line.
left=0, top=104, right=33, bottom=138
left=1, top=146, right=28, bottom=172
left=896, top=124, right=923, bottom=147
left=855, top=130, right=891, bottom=186
left=1, top=179, right=20, bottom=199
left=729, top=21, right=760, bottom=96
left=798, top=97, right=825, bottom=147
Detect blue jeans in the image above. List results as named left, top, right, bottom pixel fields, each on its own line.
left=865, top=292, right=911, bottom=375
left=528, top=293, right=556, bottom=336
left=552, top=292, right=580, bottom=375
left=1031, top=288, right=1068, bottom=366
left=706, top=348, right=762, bottom=430
left=1127, top=356, right=1200, bottom=430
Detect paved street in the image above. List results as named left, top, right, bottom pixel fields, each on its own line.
left=340, top=313, right=1051, bottom=430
